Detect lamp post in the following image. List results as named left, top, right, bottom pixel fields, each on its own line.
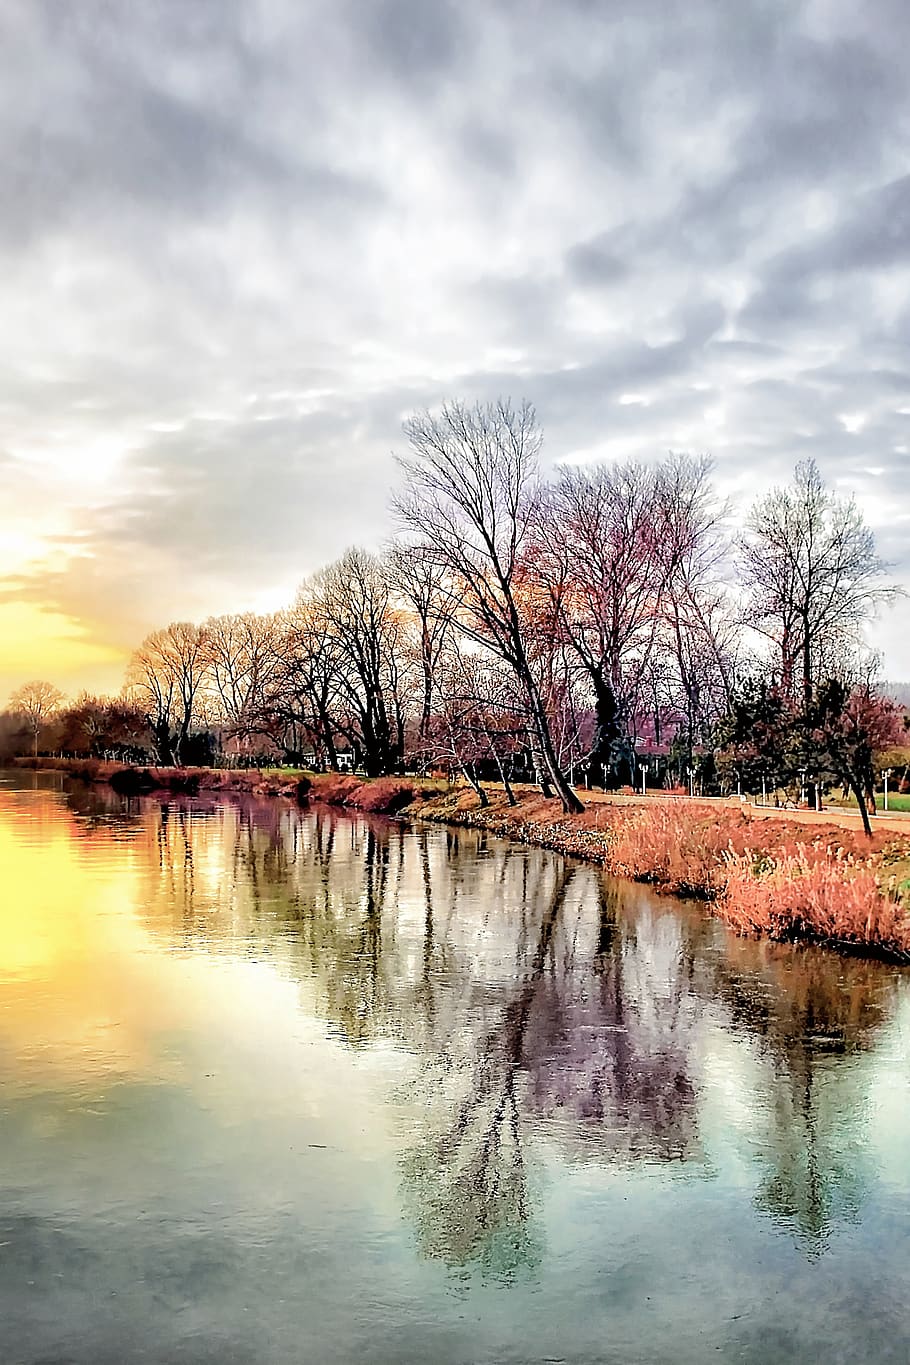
left=733, top=768, right=741, bottom=800
left=761, top=772, right=767, bottom=807
left=883, top=768, right=893, bottom=812
left=687, top=765, right=695, bottom=799
left=799, top=768, right=807, bottom=806
left=641, top=762, right=649, bottom=797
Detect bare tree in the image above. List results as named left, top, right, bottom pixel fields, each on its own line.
left=386, top=543, right=455, bottom=754
left=312, top=549, right=405, bottom=776
left=264, top=599, right=345, bottom=767
left=9, top=679, right=65, bottom=759
left=396, top=398, right=583, bottom=813
left=57, top=693, right=150, bottom=760
left=741, top=460, right=897, bottom=709
left=531, top=459, right=664, bottom=784
left=433, top=645, right=524, bottom=804
left=202, top=612, right=282, bottom=753
left=125, top=622, right=208, bottom=765
left=653, top=455, right=740, bottom=760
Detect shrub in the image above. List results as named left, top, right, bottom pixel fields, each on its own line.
left=307, top=772, right=430, bottom=814
left=603, top=802, right=731, bottom=896
left=309, top=773, right=362, bottom=806
left=108, top=767, right=156, bottom=795
left=354, top=778, right=420, bottom=813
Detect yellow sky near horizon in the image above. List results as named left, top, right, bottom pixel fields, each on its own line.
left=0, top=601, right=128, bottom=706
left=0, top=496, right=132, bottom=704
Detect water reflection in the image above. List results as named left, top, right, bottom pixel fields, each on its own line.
left=22, top=778, right=905, bottom=1270
left=5, top=775, right=910, bottom=1362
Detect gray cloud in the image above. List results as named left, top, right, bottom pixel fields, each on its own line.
left=2, top=0, right=910, bottom=686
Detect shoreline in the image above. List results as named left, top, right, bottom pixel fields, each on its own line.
left=13, top=758, right=910, bottom=964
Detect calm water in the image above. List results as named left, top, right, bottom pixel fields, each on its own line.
left=1, top=771, right=909, bottom=1364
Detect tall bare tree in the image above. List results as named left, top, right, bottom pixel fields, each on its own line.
left=740, top=460, right=897, bottom=708
left=433, top=644, right=525, bottom=803
left=530, top=459, right=664, bottom=783
left=125, top=622, right=208, bottom=765
left=653, top=455, right=740, bottom=759
left=9, top=679, right=65, bottom=759
left=312, top=549, right=405, bottom=775
left=386, top=543, right=455, bottom=753
left=202, top=611, right=282, bottom=752
left=396, top=398, right=583, bottom=813
left=264, top=599, right=344, bottom=767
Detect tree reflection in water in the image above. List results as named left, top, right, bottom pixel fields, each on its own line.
left=63, top=784, right=906, bottom=1272
left=707, top=938, right=896, bottom=1254
left=401, top=864, right=572, bottom=1278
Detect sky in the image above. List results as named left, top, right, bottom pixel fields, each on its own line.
left=2, top=0, right=909, bottom=703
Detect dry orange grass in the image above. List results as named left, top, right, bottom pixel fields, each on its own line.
left=308, top=772, right=439, bottom=813
left=718, top=846, right=910, bottom=955
left=595, top=802, right=910, bottom=955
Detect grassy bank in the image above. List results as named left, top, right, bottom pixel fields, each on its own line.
left=306, top=771, right=449, bottom=811
left=18, top=759, right=910, bottom=961
left=11, top=757, right=312, bottom=800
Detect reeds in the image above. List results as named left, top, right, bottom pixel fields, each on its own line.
left=599, top=802, right=910, bottom=957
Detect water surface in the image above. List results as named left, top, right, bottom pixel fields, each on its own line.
left=1, top=770, right=909, bottom=1363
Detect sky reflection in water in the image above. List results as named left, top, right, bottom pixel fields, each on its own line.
left=1, top=771, right=909, bottom=1364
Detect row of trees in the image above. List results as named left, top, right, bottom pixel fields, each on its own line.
left=4, top=400, right=906, bottom=830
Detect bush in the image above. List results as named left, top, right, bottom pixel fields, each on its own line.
left=108, top=767, right=157, bottom=795
left=354, top=778, right=419, bottom=813
left=309, top=773, right=362, bottom=806
left=307, top=772, right=429, bottom=814
left=603, top=801, right=730, bottom=895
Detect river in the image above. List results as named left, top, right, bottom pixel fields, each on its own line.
left=1, top=769, right=909, bottom=1364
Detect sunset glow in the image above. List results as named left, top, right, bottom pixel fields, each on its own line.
left=3, top=4, right=910, bottom=707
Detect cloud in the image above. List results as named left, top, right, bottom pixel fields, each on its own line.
left=2, top=0, right=910, bottom=693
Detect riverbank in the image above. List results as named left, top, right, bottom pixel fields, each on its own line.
left=299, top=772, right=910, bottom=963
left=16, top=759, right=910, bottom=961
left=11, top=757, right=312, bottom=800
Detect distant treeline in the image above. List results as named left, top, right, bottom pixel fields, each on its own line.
left=4, top=400, right=908, bottom=833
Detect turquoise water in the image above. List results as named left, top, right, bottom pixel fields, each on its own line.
left=1, top=770, right=909, bottom=1364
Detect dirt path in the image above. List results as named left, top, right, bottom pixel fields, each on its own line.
left=574, top=788, right=910, bottom=835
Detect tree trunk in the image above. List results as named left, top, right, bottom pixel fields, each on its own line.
left=490, top=744, right=517, bottom=806
left=588, top=666, right=622, bottom=779
left=148, top=715, right=175, bottom=766
left=461, top=762, right=489, bottom=807
left=848, top=776, right=873, bottom=838
left=320, top=709, right=339, bottom=770
left=532, top=750, right=553, bottom=798
left=420, top=647, right=433, bottom=744
left=532, top=702, right=583, bottom=814
left=802, top=631, right=812, bottom=714
left=174, top=714, right=191, bottom=766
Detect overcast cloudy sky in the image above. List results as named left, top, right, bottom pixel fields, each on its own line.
left=2, top=0, right=909, bottom=699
